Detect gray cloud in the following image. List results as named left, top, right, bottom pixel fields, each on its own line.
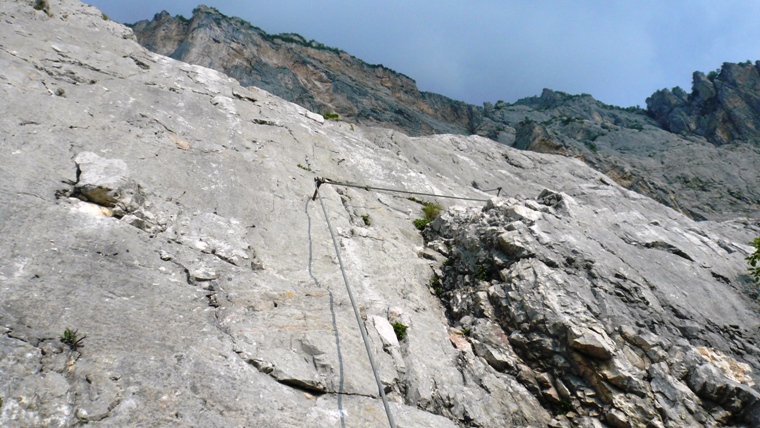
left=84, top=0, right=760, bottom=108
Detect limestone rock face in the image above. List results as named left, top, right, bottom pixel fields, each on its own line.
left=130, top=6, right=474, bottom=137
left=1, top=1, right=759, bottom=427
left=131, top=11, right=760, bottom=222
left=647, top=62, right=760, bottom=146
left=494, top=89, right=760, bottom=221
left=514, top=121, right=567, bottom=155
left=424, top=192, right=760, bottom=427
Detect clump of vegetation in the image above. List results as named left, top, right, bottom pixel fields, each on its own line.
left=33, top=0, right=48, bottom=12
left=558, top=400, right=574, bottom=415
left=176, top=14, right=191, bottom=23
left=430, top=274, right=443, bottom=296
left=728, top=188, right=745, bottom=201
left=585, top=142, right=598, bottom=154
left=413, top=201, right=442, bottom=231
left=622, top=105, right=645, bottom=114
left=297, top=163, right=311, bottom=171
left=461, top=327, right=471, bottom=337
left=630, top=123, right=644, bottom=131
left=422, top=202, right=442, bottom=220
left=361, top=214, right=371, bottom=226
left=101, top=12, right=109, bottom=21
left=475, top=265, right=488, bottom=281
left=413, top=218, right=431, bottom=230
left=560, top=116, right=583, bottom=126
left=322, top=112, right=340, bottom=121
left=61, top=328, right=86, bottom=351
left=677, top=175, right=710, bottom=192
left=392, top=322, right=408, bottom=341
left=747, top=237, right=760, bottom=284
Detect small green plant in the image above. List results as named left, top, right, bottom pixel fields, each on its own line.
left=475, top=265, right=488, bottom=281
left=61, top=328, right=86, bottom=351
left=361, top=214, right=371, bottom=226
left=392, top=322, right=408, bottom=341
left=430, top=274, right=443, bottom=296
left=585, top=142, right=598, bottom=154
left=322, top=112, right=340, bottom=121
left=413, top=218, right=431, bottom=230
left=728, top=188, right=745, bottom=201
left=422, top=202, right=442, bottom=220
left=102, top=12, right=109, bottom=21
left=33, top=0, right=48, bottom=12
left=747, top=237, right=760, bottom=284
left=461, top=327, right=471, bottom=337
left=297, top=163, right=310, bottom=171
left=412, top=201, right=442, bottom=230
left=559, top=399, right=573, bottom=414
left=407, top=196, right=424, bottom=204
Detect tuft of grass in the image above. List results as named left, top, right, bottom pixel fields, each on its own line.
left=392, top=322, right=408, bottom=341
left=322, top=112, right=340, bottom=121
left=413, top=201, right=442, bottom=230
left=430, top=274, right=443, bottom=296
left=475, top=265, right=488, bottom=281
left=102, top=12, right=109, bottom=21
left=747, top=237, right=760, bottom=284
left=461, top=327, right=471, bottom=337
left=413, top=218, right=431, bottom=230
left=61, top=328, right=86, bottom=351
left=297, top=163, right=311, bottom=171
left=361, top=214, right=371, bottom=226
left=422, top=202, right=442, bottom=220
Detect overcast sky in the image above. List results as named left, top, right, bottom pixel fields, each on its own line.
left=84, top=1, right=760, bottom=108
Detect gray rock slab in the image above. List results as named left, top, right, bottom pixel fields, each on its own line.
left=1, top=1, right=758, bottom=427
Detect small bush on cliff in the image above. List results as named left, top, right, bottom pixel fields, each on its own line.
left=413, top=202, right=442, bottom=230
left=748, top=237, right=760, bottom=284
left=392, top=322, right=408, bottom=341
left=322, top=112, right=339, bottom=121
left=61, top=328, right=86, bottom=351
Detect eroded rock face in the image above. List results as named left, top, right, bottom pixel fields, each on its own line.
left=647, top=62, right=760, bottom=146
left=1, top=1, right=759, bottom=427
left=423, top=192, right=760, bottom=427
left=130, top=6, right=475, bottom=137
left=130, top=10, right=760, bottom=222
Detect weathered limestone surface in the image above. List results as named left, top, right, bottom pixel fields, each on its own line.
left=131, top=10, right=760, bottom=222
left=424, top=191, right=760, bottom=427
left=0, top=1, right=759, bottom=427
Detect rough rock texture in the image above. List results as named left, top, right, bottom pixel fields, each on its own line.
left=130, top=6, right=476, bottom=137
left=1, top=1, right=759, bottom=427
left=129, top=8, right=760, bottom=222
left=424, top=192, right=760, bottom=427
left=646, top=62, right=760, bottom=146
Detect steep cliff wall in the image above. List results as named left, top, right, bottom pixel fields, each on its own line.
left=647, top=62, right=760, bottom=146
left=484, top=89, right=760, bottom=222
left=130, top=6, right=476, bottom=137
left=1, top=1, right=760, bottom=427
left=130, top=8, right=760, bottom=222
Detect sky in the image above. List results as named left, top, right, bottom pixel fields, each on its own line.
left=84, top=1, right=760, bottom=108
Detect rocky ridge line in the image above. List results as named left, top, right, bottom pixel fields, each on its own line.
left=130, top=7, right=760, bottom=222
